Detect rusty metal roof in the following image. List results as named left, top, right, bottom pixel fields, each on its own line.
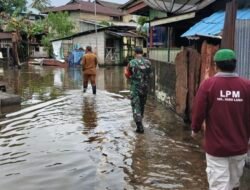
left=44, top=1, right=123, bottom=17
left=0, top=32, right=12, bottom=40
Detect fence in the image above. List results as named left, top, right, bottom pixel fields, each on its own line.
left=235, top=20, right=250, bottom=79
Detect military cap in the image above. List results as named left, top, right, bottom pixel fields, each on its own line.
left=134, top=47, right=143, bottom=54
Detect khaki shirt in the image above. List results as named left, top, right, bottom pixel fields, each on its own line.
left=82, top=53, right=97, bottom=75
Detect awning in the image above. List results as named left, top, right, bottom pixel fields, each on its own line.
left=106, top=31, right=144, bottom=38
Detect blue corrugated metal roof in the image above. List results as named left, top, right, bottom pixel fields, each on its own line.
left=182, top=8, right=250, bottom=38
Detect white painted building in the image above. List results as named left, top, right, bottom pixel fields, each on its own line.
left=51, top=26, right=145, bottom=66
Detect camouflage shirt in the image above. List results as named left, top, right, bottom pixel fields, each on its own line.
left=128, top=58, right=151, bottom=95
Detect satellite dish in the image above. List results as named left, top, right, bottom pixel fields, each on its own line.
left=143, top=0, right=214, bottom=14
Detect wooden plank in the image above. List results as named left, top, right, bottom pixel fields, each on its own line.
left=151, top=12, right=195, bottom=27
left=175, top=49, right=188, bottom=118
left=200, top=41, right=219, bottom=82
left=0, top=92, right=21, bottom=106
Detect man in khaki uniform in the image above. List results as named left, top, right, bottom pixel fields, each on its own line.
left=82, top=46, right=98, bottom=94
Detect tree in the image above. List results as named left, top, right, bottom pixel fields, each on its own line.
left=46, top=12, right=75, bottom=38
left=137, top=16, right=148, bottom=36
left=5, top=16, right=26, bottom=65
left=31, top=0, right=51, bottom=11
left=0, top=0, right=26, bottom=15
left=6, top=16, right=45, bottom=60
left=100, top=20, right=113, bottom=27
left=24, top=20, right=45, bottom=58
left=41, top=12, right=75, bottom=57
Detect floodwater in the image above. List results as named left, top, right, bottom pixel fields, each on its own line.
left=0, top=65, right=249, bottom=190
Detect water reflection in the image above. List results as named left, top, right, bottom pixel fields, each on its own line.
left=53, top=69, right=64, bottom=87
left=98, top=67, right=129, bottom=93
left=127, top=100, right=208, bottom=189
left=67, top=67, right=82, bottom=89
left=82, top=96, right=97, bottom=134
left=0, top=65, right=249, bottom=190
left=0, top=67, right=4, bottom=76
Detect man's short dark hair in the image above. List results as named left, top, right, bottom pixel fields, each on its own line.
left=134, top=47, right=143, bottom=54
left=216, top=59, right=237, bottom=72
left=86, top=46, right=92, bottom=52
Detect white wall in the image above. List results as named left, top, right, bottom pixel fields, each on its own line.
left=73, top=32, right=105, bottom=65
left=30, top=46, right=48, bottom=58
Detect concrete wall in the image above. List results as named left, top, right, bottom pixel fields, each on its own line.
left=79, top=22, right=96, bottom=33
left=79, top=12, right=112, bottom=22
left=30, top=46, right=48, bottom=58
left=73, top=32, right=105, bottom=65
left=69, top=12, right=81, bottom=32
left=69, top=12, right=113, bottom=32
left=149, top=48, right=181, bottom=64
left=150, top=59, right=176, bottom=110
left=123, top=14, right=138, bottom=23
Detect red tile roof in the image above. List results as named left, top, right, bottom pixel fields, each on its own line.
left=44, top=1, right=123, bottom=17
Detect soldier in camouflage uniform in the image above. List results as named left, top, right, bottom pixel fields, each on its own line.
left=125, top=47, right=152, bottom=133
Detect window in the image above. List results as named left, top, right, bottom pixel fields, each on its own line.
left=149, top=26, right=167, bottom=48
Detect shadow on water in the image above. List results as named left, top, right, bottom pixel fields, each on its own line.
left=0, top=65, right=249, bottom=190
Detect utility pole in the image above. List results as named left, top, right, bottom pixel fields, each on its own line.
left=94, top=0, right=98, bottom=54
left=221, top=0, right=237, bottom=49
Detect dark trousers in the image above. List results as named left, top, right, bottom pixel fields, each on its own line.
left=83, top=74, right=96, bottom=87
left=131, top=93, right=147, bottom=123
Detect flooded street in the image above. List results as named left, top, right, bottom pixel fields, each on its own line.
left=0, top=65, right=249, bottom=190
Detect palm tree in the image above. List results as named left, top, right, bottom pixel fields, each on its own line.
left=31, top=0, right=51, bottom=11
left=137, top=16, right=148, bottom=36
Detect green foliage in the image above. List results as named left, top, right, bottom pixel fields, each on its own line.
left=46, top=12, right=75, bottom=39
left=137, top=16, right=148, bottom=26
left=137, top=16, right=148, bottom=36
left=6, top=17, right=25, bottom=32
left=28, top=20, right=45, bottom=37
left=31, top=0, right=51, bottom=11
left=6, top=17, right=45, bottom=36
left=41, top=35, right=53, bottom=57
left=41, top=12, right=75, bottom=57
left=100, top=20, right=113, bottom=27
left=0, top=0, right=27, bottom=15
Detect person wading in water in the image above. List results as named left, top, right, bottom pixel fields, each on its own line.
left=125, top=47, right=152, bottom=133
left=82, top=46, right=98, bottom=94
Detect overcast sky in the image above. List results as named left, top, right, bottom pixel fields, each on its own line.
left=48, top=0, right=129, bottom=6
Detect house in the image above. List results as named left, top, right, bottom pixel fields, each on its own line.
left=20, top=7, right=48, bottom=59
left=0, top=32, right=13, bottom=66
left=182, top=8, right=250, bottom=79
left=51, top=26, right=145, bottom=66
left=121, top=0, right=231, bottom=121
left=19, top=7, right=46, bottom=21
left=43, top=0, right=125, bottom=33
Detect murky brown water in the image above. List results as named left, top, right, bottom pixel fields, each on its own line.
left=0, top=65, right=249, bottom=190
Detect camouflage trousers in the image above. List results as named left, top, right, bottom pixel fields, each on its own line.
left=131, top=91, right=147, bottom=123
